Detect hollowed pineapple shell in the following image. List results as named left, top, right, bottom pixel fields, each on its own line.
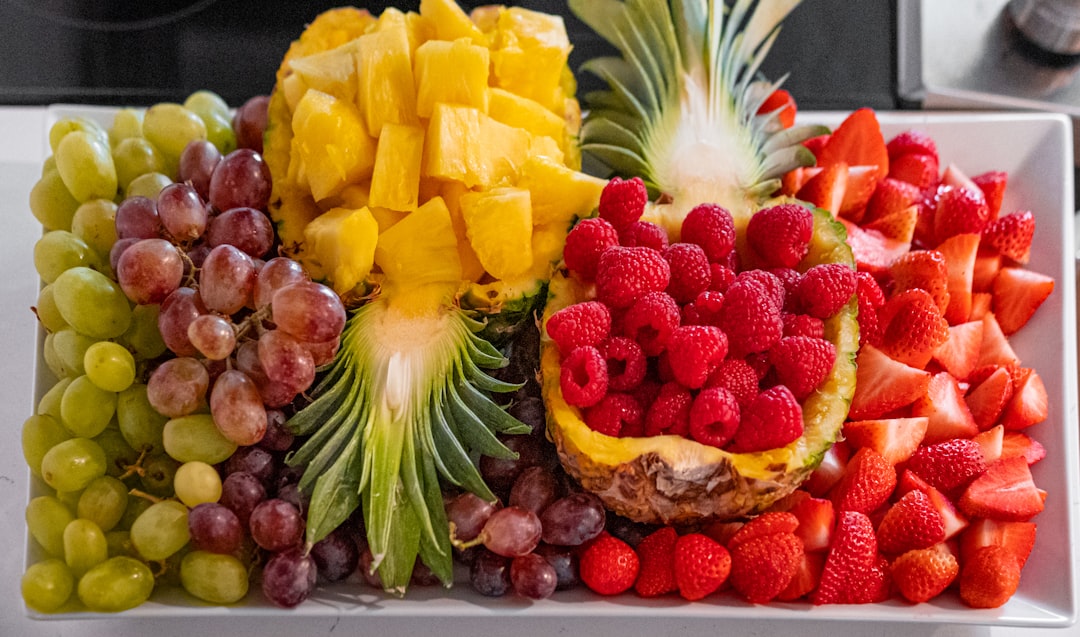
left=540, top=207, right=860, bottom=525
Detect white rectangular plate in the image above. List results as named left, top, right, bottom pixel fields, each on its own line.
left=26, top=108, right=1080, bottom=628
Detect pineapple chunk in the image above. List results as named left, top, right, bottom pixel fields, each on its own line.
left=302, top=206, right=379, bottom=295
left=423, top=103, right=530, bottom=189
left=282, top=73, right=309, bottom=113
left=528, top=135, right=564, bottom=164
left=419, top=0, right=486, bottom=45
left=529, top=221, right=569, bottom=279
left=369, top=123, right=425, bottom=211
left=441, top=180, right=486, bottom=283
left=375, top=196, right=462, bottom=289
left=518, top=154, right=606, bottom=227
left=470, top=5, right=501, bottom=34
left=288, top=39, right=361, bottom=105
left=369, top=206, right=410, bottom=233
left=488, top=88, right=566, bottom=152
left=460, top=187, right=533, bottom=280
left=290, top=89, right=376, bottom=201
left=354, top=23, right=419, bottom=137
left=377, top=8, right=434, bottom=55
left=413, top=39, right=490, bottom=118
left=490, top=7, right=572, bottom=111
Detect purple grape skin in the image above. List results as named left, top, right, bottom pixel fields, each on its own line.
left=535, top=543, right=579, bottom=591
left=510, top=553, right=558, bottom=599
left=539, top=492, right=607, bottom=547
left=310, top=528, right=359, bottom=582
left=248, top=498, right=304, bottom=552
left=508, top=465, right=558, bottom=515
left=481, top=505, right=542, bottom=558
left=261, top=548, right=317, bottom=608
left=469, top=549, right=511, bottom=597
left=187, top=502, right=243, bottom=554
left=219, top=471, right=266, bottom=529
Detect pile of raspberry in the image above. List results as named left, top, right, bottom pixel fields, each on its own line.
left=548, top=177, right=857, bottom=453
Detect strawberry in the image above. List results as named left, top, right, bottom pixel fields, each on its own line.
left=877, top=288, right=950, bottom=369
left=971, top=424, right=1005, bottom=465
left=976, top=312, right=1021, bottom=368
left=848, top=344, right=931, bottom=420
left=839, top=165, right=881, bottom=222
left=854, top=270, right=885, bottom=346
left=729, top=531, right=804, bottom=603
left=1000, top=367, right=1048, bottom=430
left=672, top=532, right=731, bottom=600
left=933, top=186, right=990, bottom=244
left=842, top=416, right=928, bottom=466
left=839, top=219, right=911, bottom=275
left=700, top=520, right=745, bottom=546
left=991, top=267, right=1054, bottom=335
left=965, top=366, right=1014, bottom=430
left=788, top=496, right=835, bottom=553
left=907, top=439, right=988, bottom=498
left=959, top=544, right=1022, bottom=608
left=865, top=177, right=924, bottom=223
left=864, top=205, right=918, bottom=242
left=941, top=163, right=981, bottom=193
left=780, top=166, right=815, bottom=197
left=959, top=456, right=1044, bottom=522
left=727, top=512, right=800, bottom=548
left=1001, top=431, right=1046, bottom=465
left=910, top=371, right=978, bottom=444
left=959, top=518, right=1037, bottom=569
left=768, top=335, right=836, bottom=400
left=886, top=129, right=939, bottom=161
left=579, top=532, right=640, bottom=595
left=969, top=291, right=993, bottom=320
left=890, top=544, right=959, bottom=603
left=935, top=232, right=981, bottom=324
left=972, top=250, right=1003, bottom=292
left=776, top=550, right=825, bottom=601
left=757, top=88, right=797, bottom=129
left=745, top=203, right=814, bottom=269
left=896, top=470, right=971, bottom=540
left=981, top=210, right=1034, bottom=264
left=728, top=385, right=803, bottom=453
left=598, top=176, right=647, bottom=230
left=812, top=511, right=881, bottom=604
left=888, top=153, right=939, bottom=191
left=830, top=447, right=897, bottom=515
left=802, top=134, right=830, bottom=159
left=889, top=249, right=950, bottom=313
left=876, top=489, right=946, bottom=555
left=796, top=161, right=847, bottom=216
left=816, top=107, right=889, bottom=181
left=633, top=526, right=678, bottom=598
left=931, top=320, right=983, bottom=381
left=971, top=170, right=1007, bottom=221
left=802, top=440, right=851, bottom=498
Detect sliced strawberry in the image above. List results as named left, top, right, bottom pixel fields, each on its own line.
left=971, top=424, right=1005, bottom=465
left=981, top=210, right=1034, bottom=264
left=934, top=186, right=990, bottom=245
left=789, top=496, right=836, bottom=553
left=1001, top=431, right=1046, bottom=465
left=816, top=107, right=889, bottom=181
left=842, top=416, right=928, bottom=466
left=935, top=232, right=980, bottom=324
left=839, top=165, right=881, bottom=222
left=839, top=219, right=910, bottom=274
left=877, top=288, right=950, bottom=369
left=811, top=511, right=881, bottom=604
left=727, top=512, right=800, bottom=549
left=971, top=170, right=1008, bottom=222
left=888, top=153, right=939, bottom=191
left=728, top=531, right=804, bottom=603
left=931, top=320, right=983, bottom=380
left=802, top=134, right=830, bottom=160
left=976, top=313, right=1021, bottom=368
left=633, top=526, right=678, bottom=598
left=776, top=550, right=825, bottom=602
left=890, top=543, right=959, bottom=603
left=865, top=177, right=923, bottom=223
left=757, top=88, right=797, bottom=129
left=886, top=129, right=939, bottom=161
left=991, top=267, right=1054, bottom=335
left=864, top=204, right=918, bottom=243
left=965, top=366, right=1013, bottom=430
left=781, top=166, right=817, bottom=197
left=959, top=544, right=1022, bottom=608
left=911, top=371, right=979, bottom=444
left=969, top=291, right=993, bottom=321
left=959, top=517, right=1037, bottom=568
left=907, top=438, right=988, bottom=498
left=797, top=160, right=847, bottom=215
left=830, top=447, right=897, bottom=515
left=889, top=249, right=950, bottom=313
left=1000, top=367, right=1048, bottom=430
left=802, top=439, right=851, bottom=498
left=972, top=250, right=1002, bottom=292
left=848, top=344, right=932, bottom=420
left=959, top=456, right=1045, bottom=522
left=876, top=489, right=946, bottom=555
left=896, top=470, right=970, bottom=540
left=940, top=163, right=981, bottom=192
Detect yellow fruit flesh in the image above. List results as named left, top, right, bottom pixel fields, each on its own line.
left=369, top=123, right=425, bottom=212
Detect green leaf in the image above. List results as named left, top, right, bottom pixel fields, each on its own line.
left=428, top=397, right=496, bottom=499
left=363, top=479, right=419, bottom=596
left=305, top=430, right=362, bottom=545
left=446, top=388, right=518, bottom=459
left=455, top=378, right=531, bottom=435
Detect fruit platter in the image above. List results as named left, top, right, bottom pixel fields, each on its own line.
left=17, top=0, right=1080, bottom=629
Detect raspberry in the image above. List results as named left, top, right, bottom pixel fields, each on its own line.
left=718, top=277, right=784, bottom=358
left=619, top=220, right=669, bottom=251
left=545, top=301, right=611, bottom=355
left=599, top=336, right=647, bottom=392
left=595, top=246, right=671, bottom=309
left=782, top=312, right=825, bottom=339
left=559, top=345, right=608, bottom=408
left=663, top=242, right=711, bottom=303
left=746, top=203, right=814, bottom=268
left=666, top=325, right=728, bottom=390
left=681, top=203, right=736, bottom=262
left=768, top=336, right=837, bottom=400
left=689, top=387, right=740, bottom=448
left=736, top=269, right=785, bottom=309
left=769, top=267, right=802, bottom=295
left=709, top=263, right=736, bottom=292
left=794, top=263, right=857, bottom=319
left=584, top=392, right=644, bottom=437
left=644, top=381, right=693, bottom=436
left=681, top=290, right=724, bottom=327
left=705, top=358, right=760, bottom=407
left=728, top=385, right=803, bottom=453
left=855, top=270, right=885, bottom=346
left=598, top=176, right=648, bottom=230
left=563, top=217, right=619, bottom=281
left=621, top=291, right=680, bottom=356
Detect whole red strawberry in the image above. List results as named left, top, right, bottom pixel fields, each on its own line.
left=673, top=532, right=731, bottom=600
left=891, top=545, right=958, bottom=603
left=746, top=203, right=814, bottom=268
left=876, top=489, right=947, bottom=555
left=959, top=544, right=1021, bottom=608
left=598, top=176, right=648, bottom=230
left=579, top=533, right=640, bottom=595
left=729, top=531, right=804, bottom=604
left=812, top=511, right=882, bottom=604
left=634, top=526, right=678, bottom=598
left=563, top=217, right=620, bottom=281
left=595, top=246, right=671, bottom=309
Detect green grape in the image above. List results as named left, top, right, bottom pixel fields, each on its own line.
left=40, top=437, right=107, bottom=492
left=202, top=111, right=237, bottom=155
left=113, top=136, right=166, bottom=192
left=33, top=230, right=96, bottom=284
left=51, top=328, right=96, bottom=377
left=55, top=130, right=118, bottom=202
left=49, top=116, right=108, bottom=154
left=60, top=374, right=117, bottom=438
left=26, top=495, right=75, bottom=557
left=108, top=108, right=143, bottom=147
left=142, top=103, right=208, bottom=162
left=41, top=332, right=66, bottom=379
left=38, top=377, right=73, bottom=420
left=125, top=171, right=173, bottom=199
left=21, top=558, right=75, bottom=613
left=118, top=494, right=152, bottom=530
left=105, top=530, right=137, bottom=558
left=183, top=90, right=230, bottom=120
left=29, top=169, right=80, bottom=231
left=55, top=488, right=83, bottom=510
left=71, top=199, right=118, bottom=259
left=42, top=155, right=57, bottom=176
left=83, top=341, right=135, bottom=392
left=93, top=424, right=140, bottom=478
left=77, top=475, right=129, bottom=532
left=77, top=556, right=154, bottom=612
left=174, top=461, right=222, bottom=507
left=52, top=267, right=132, bottom=339
left=22, top=413, right=71, bottom=477
left=162, top=414, right=238, bottom=464
left=117, top=382, right=167, bottom=452
left=140, top=453, right=181, bottom=496
left=180, top=551, right=249, bottom=604
left=121, top=303, right=167, bottom=360
left=130, top=500, right=190, bottom=561
left=35, top=284, right=69, bottom=333
left=63, top=518, right=108, bottom=577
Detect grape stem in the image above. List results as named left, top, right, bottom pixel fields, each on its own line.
left=128, top=488, right=167, bottom=505
left=116, top=446, right=151, bottom=480
left=447, top=521, right=486, bottom=551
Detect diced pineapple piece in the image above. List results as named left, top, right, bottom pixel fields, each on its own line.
left=413, top=39, right=490, bottom=118
left=377, top=8, right=432, bottom=55
left=302, top=206, right=379, bottom=294
left=470, top=5, right=501, bottom=34
left=460, top=187, right=533, bottom=280
left=528, top=135, right=564, bottom=164
left=369, top=123, right=425, bottom=211
left=290, top=89, right=376, bottom=201
left=419, top=0, right=486, bottom=45
left=423, top=103, right=530, bottom=189
left=441, top=180, right=486, bottom=282
left=282, top=73, right=309, bottom=113
left=490, top=7, right=571, bottom=111
left=354, top=24, right=418, bottom=137
left=288, top=39, right=361, bottom=105
left=369, top=206, right=410, bottom=233
left=529, top=221, right=569, bottom=279
left=375, top=196, right=462, bottom=289
left=334, top=182, right=370, bottom=209
left=518, top=154, right=606, bottom=227
left=488, top=88, right=566, bottom=152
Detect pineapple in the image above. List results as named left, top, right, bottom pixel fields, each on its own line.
left=368, top=123, right=425, bottom=212
left=539, top=0, right=857, bottom=524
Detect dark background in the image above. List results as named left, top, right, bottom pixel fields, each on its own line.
left=0, top=0, right=897, bottom=111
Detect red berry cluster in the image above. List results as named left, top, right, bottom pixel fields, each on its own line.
left=549, top=178, right=857, bottom=453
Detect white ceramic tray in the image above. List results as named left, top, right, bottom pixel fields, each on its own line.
left=25, top=107, right=1080, bottom=627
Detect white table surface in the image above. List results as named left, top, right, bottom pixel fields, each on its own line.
left=0, top=105, right=1076, bottom=637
